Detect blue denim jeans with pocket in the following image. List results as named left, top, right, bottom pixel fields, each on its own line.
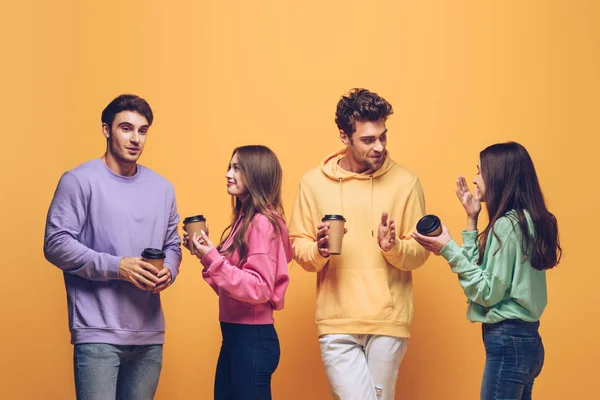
left=481, top=319, right=545, bottom=400
left=214, top=322, right=280, bottom=400
left=74, top=343, right=163, bottom=400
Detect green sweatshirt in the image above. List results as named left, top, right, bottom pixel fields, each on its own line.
left=439, top=210, right=547, bottom=324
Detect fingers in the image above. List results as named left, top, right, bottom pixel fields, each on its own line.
left=318, top=245, right=330, bottom=258
left=380, top=212, right=388, bottom=227
left=192, top=232, right=201, bottom=246
left=317, top=223, right=329, bottom=240
left=317, top=235, right=329, bottom=248
left=156, top=268, right=169, bottom=278
left=138, top=269, right=160, bottom=285
left=135, top=273, right=157, bottom=289
left=411, top=233, right=436, bottom=252
left=139, top=260, right=160, bottom=277
left=200, top=230, right=213, bottom=247
left=317, top=232, right=329, bottom=257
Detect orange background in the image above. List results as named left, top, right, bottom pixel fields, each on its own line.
left=1, top=1, right=598, bottom=399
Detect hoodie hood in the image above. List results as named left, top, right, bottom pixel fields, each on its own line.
left=320, top=148, right=396, bottom=181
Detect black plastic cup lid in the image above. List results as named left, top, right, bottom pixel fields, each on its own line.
left=322, top=214, right=346, bottom=222
left=416, top=215, right=441, bottom=235
left=184, top=215, right=206, bottom=224
left=141, top=248, right=166, bottom=259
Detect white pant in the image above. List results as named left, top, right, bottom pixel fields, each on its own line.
left=319, top=334, right=408, bottom=400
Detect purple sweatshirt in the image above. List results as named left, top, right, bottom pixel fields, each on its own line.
left=43, top=159, right=182, bottom=345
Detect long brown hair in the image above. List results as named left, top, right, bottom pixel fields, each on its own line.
left=477, top=142, right=561, bottom=270
left=218, top=145, right=285, bottom=262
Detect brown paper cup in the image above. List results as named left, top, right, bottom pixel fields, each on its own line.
left=322, top=215, right=346, bottom=255
left=141, top=248, right=166, bottom=271
left=184, top=217, right=207, bottom=255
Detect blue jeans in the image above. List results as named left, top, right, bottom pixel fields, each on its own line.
left=215, top=322, right=280, bottom=400
left=481, top=320, right=545, bottom=400
left=74, top=344, right=163, bottom=400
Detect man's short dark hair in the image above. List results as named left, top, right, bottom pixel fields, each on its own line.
left=335, top=88, right=393, bottom=136
left=101, top=94, right=154, bottom=128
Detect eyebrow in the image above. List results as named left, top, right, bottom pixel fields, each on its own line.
left=117, top=122, right=149, bottom=129
left=361, top=129, right=388, bottom=139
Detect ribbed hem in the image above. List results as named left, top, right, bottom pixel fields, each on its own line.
left=317, top=319, right=411, bottom=338
left=71, top=328, right=165, bottom=345
left=440, top=240, right=462, bottom=262
left=220, top=315, right=275, bottom=325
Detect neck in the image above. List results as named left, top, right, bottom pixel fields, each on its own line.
left=338, top=154, right=370, bottom=174
left=102, top=152, right=137, bottom=177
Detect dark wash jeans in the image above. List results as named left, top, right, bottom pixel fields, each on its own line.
left=481, top=319, right=545, bottom=400
left=214, top=322, right=280, bottom=400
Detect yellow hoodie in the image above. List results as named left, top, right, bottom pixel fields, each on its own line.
left=289, top=149, right=430, bottom=338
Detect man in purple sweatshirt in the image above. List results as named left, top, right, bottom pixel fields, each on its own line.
left=44, top=94, right=182, bottom=400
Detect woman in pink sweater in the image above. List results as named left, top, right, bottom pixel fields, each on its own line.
left=185, top=145, right=292, bottom=400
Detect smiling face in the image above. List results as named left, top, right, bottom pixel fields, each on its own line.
left=340, top=119, right=388, bottom=173
left=102, top=110, right=149, bottom=165
left=225, top=152, right=249, bottom=199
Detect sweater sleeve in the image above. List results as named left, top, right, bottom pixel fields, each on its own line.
left=380, top=178, right=431, bottom=271
left=288, top=180, right=330, bottom=273
left=162, top=186, right=182, bottom=283
left=461, top=230, right=480, bottom=263
left=439, top=218, right=518, bottom=307
left=201, top=215, right=284, bottom=304
left=43, top=171, right=121, bottom=280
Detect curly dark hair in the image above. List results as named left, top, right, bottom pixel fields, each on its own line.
left=101, top=94, right=154, bottom=128
left=335, top=88, right=393, bottom=136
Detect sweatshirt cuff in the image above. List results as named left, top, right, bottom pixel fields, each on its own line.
left=439, top=240, right=462, bottom=263
left=107, top=255, right=122, bottom=280
left=201, top=248, right=222, bottom=269
left=461, top=230, right=479, bottom=243
left=310, top=242, right=330, bottom=271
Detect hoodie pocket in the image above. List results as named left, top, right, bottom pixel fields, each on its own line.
left=316, top=267, right=394, bottom=322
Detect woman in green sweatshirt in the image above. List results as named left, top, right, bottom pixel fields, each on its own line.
left=412, top=142, right=562, bottom=400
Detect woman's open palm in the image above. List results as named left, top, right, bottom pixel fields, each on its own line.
left=456, top=176, right=481, bottom=217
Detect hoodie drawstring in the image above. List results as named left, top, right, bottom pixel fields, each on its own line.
left=339, top=178, right=343, bottom=215
left=370, top=175, right=374, bottom=237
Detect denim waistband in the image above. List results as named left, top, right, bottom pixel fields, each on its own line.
left=483, top=319, right=540, bottom=332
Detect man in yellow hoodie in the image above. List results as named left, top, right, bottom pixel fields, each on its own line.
left=289, top=88, right=430, bottom=400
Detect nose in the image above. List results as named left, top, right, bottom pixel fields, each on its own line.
left=373, top=143, right=383, bottom=153
left=130, top=131, right=140, bottom=144
left=225, top=169, right=233, bottom=179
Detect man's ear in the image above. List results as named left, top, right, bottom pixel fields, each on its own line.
left=340, top=129, right=350, bottom=146
left=102, top=123, right=111, bottom=139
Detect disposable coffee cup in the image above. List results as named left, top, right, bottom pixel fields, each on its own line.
left=141, top=248, right=166, bottom=271
left=183, top=215, right=207, bottom=255
left=416, top=215, right=442, bottom=237
left=322, top=214, right=346, bottom=255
